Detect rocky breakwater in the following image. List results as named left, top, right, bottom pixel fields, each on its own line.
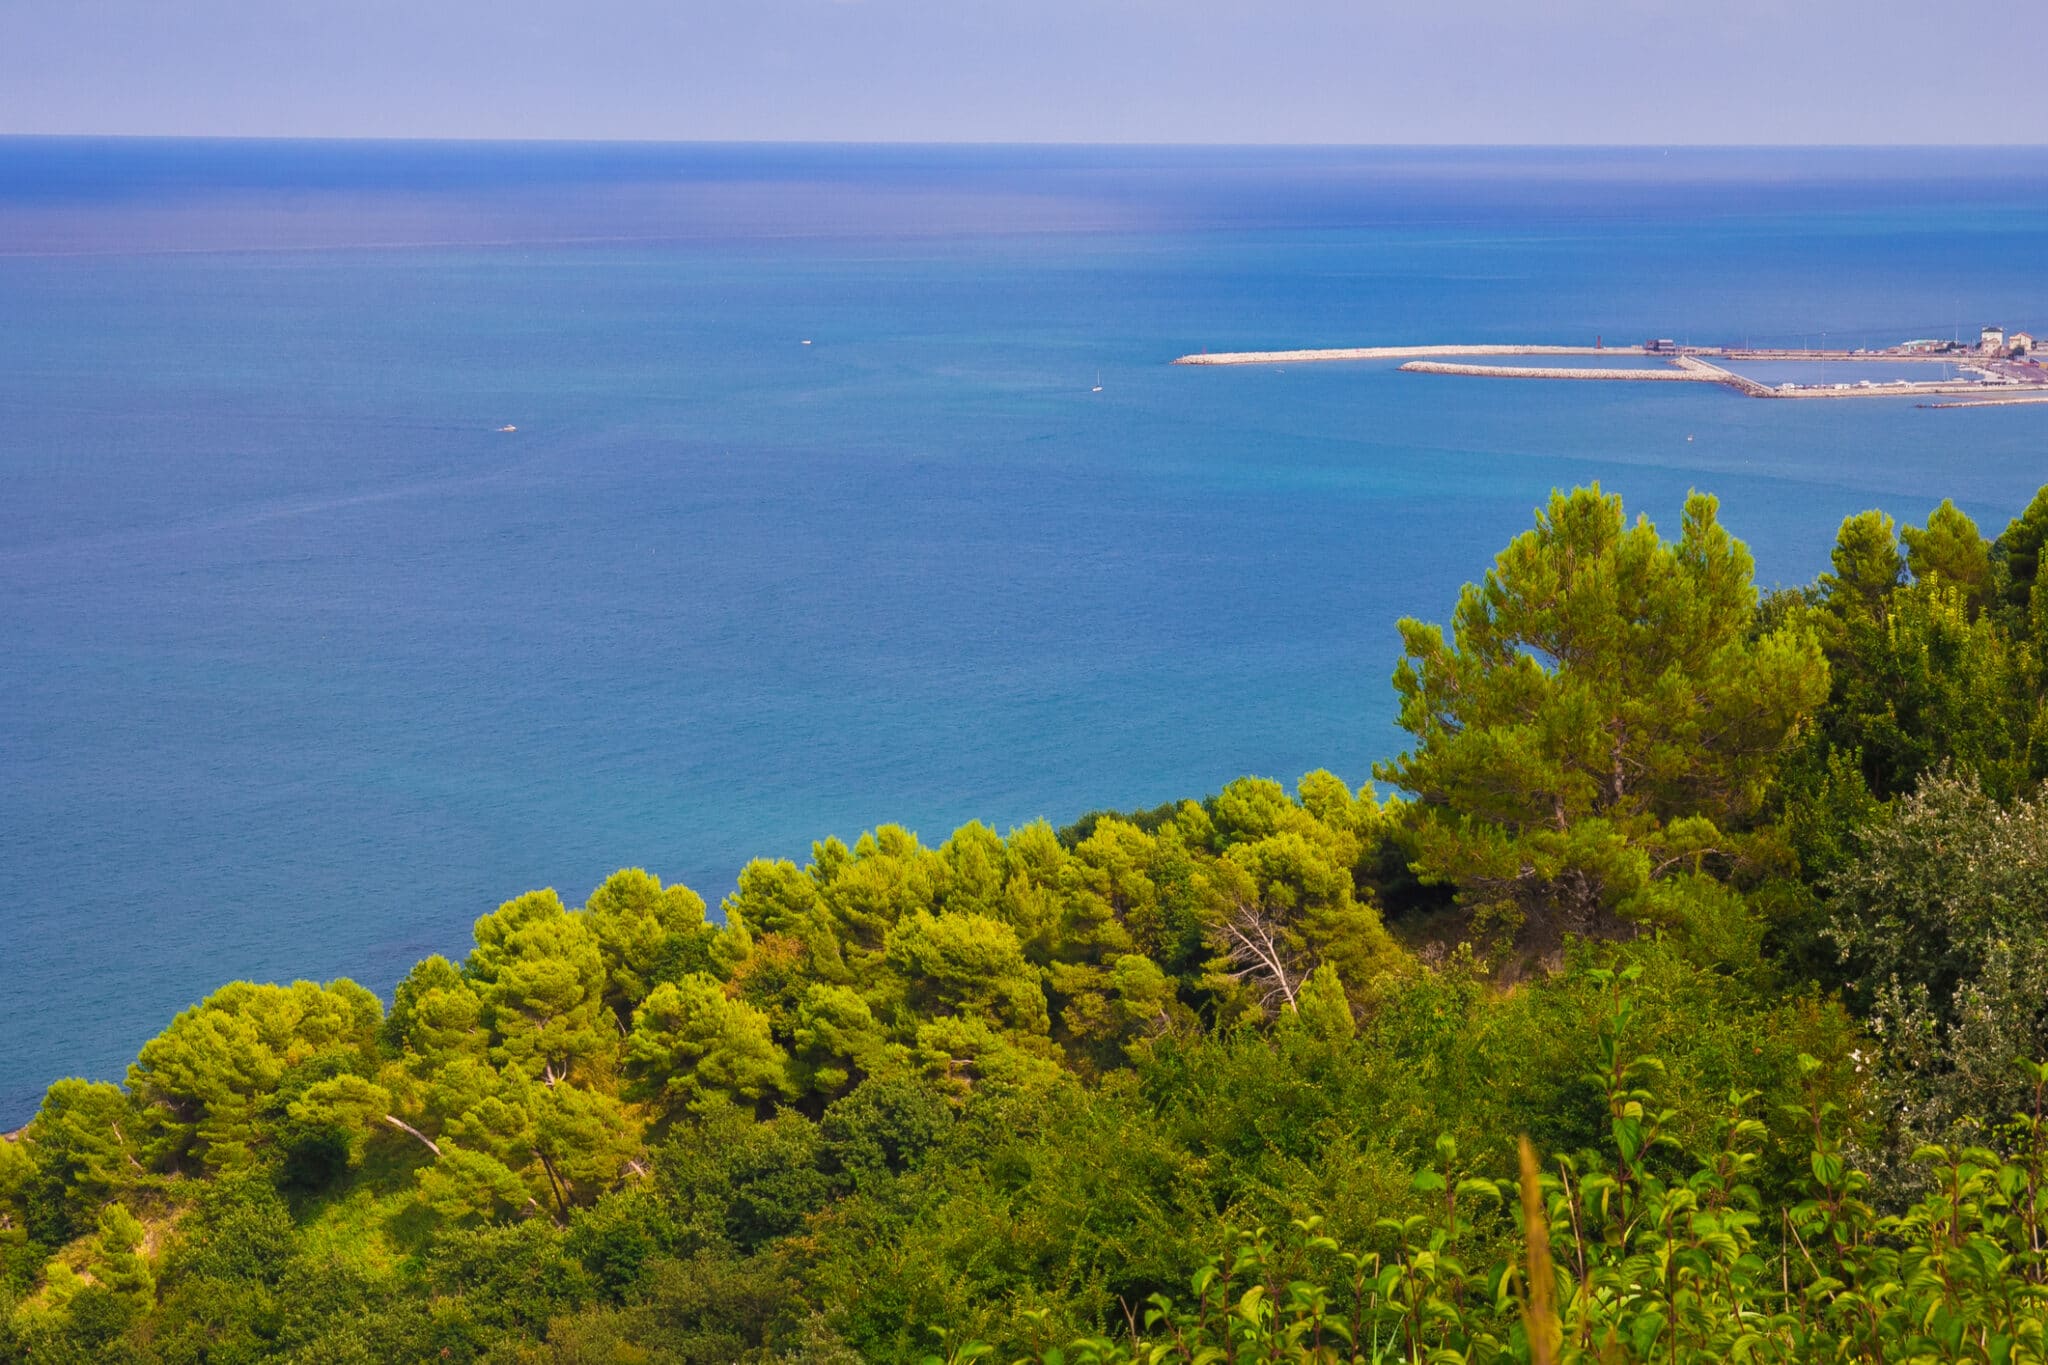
left=1172, top=344, right=1644, bottom=365
left=1398, top=360, right=1713, bottom=382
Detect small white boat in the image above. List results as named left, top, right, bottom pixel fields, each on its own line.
left=1091, top=371, right=1103, bottom=393
left=497, top=425, right=517, bottom=433
left=801, top=339, right=812, bottom=346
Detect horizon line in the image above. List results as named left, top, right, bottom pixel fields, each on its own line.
left=5, top=133, right=2048, bottom=152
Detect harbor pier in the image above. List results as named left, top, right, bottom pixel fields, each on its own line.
left=1171, top=340, right=2048, bottom=402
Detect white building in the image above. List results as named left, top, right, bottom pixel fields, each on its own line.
left=2011, top=330, right=2037, bottom=357
left=1981, top=325, right=2007, bottom=354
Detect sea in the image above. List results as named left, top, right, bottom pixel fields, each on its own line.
left=4, top=141, right=2047, bottom=1123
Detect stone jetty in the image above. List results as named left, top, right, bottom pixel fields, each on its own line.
left=1916, top=395, right=2048, bottom=409
left=1399, top=361, right=1709, bottom=382
left=1172, top=344, right=1643, bottom=365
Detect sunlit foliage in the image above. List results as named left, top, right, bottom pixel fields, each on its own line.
left=6, top=483, right=2048, bottom=1362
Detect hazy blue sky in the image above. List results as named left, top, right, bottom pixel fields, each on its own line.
left=3, top=0, right=2040, bottom=144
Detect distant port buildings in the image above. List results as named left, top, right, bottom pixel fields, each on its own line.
left=1173, top=328, right=2048, bottom=404
left=1970, top=324, right=2034, bottom=357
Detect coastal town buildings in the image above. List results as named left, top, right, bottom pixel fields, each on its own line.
left=1969, top=325, right=2041, bottom=358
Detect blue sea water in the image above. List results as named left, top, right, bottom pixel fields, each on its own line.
left=4, top=141, right=2048, bottom=1123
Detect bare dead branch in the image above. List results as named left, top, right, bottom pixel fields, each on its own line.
left=383, top=1114, right=443, bottom=1158
left=1218, top=900, right=1303, bottom=1014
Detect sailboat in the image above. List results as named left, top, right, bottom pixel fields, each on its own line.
left=1091, top=371, right=1103, bottom=393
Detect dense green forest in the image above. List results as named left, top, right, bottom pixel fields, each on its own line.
left=6, top=482, right=2048, bottom=1364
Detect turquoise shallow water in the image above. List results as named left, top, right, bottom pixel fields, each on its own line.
left=4, top=142, right=2048, bottom=1122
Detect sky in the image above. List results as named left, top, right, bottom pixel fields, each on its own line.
left=2, top=0, right=2042, bottom=145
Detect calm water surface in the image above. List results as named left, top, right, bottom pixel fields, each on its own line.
left=4, top=142, right=2047, bottom=1121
